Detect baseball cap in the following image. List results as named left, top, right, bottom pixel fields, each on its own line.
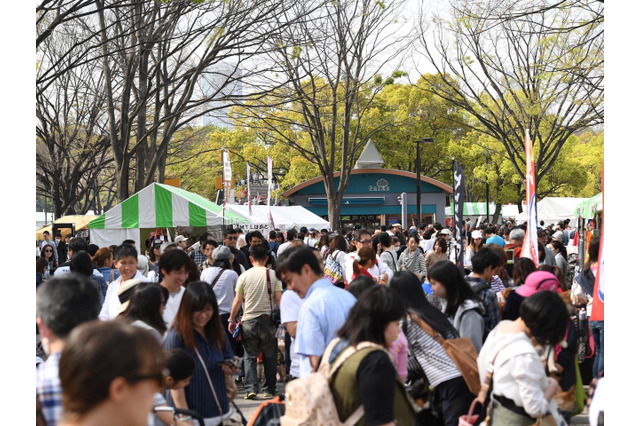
left=175, top=235, right=187, bottom=243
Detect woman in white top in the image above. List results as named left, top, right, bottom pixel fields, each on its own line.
left=477, top=291, right=569, bottom=425
left=397, top=235, right=426, bottom=281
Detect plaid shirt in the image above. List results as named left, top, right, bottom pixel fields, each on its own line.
left=36, top=351, right=62, bottom=426
left=465, top=275, right=501, bottom=336
left=190, top=248, right=208, bottom=268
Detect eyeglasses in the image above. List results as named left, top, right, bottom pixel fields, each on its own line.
left=127, top=371, right=165, bottom=388
left=226, top=236, right=237, bottom=241
left=44, top=249, right=53, bottom=253
left=358, top=239, right=373, bottom=244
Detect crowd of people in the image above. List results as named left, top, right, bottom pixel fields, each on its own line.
left=35, top=220, right=604, bottom=426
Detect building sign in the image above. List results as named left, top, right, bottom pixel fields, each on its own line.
left=369, top=178, right=389, bottom=192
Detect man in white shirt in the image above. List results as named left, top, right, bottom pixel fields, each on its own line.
left=99, top=244, right=149, bottom=321
left=158, top=249, right=190, bottom=328
left=277, top=228, right=298, bottom=258
left=342, top=228, right=394, bottom=286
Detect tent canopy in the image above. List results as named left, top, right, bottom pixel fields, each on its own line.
left=36, top=215, right=98, bottom=240
left=87, top=183, right=248, bottom=248
left=574, top=193, right=602, bottom=219
left=88, top=183, right=247, bottom=230
left=516, top=197, right=588, bottom=226
left=222, top=205, right=331, bottom=232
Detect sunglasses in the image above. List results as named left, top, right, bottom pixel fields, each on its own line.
left=44, top=249, right=53, bottom=252
left=127, top=371, right=165, bottom=388
left=226, top=236, right=238, bottom=240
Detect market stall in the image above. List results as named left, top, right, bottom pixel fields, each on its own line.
left=87, top=183, right=248, bottom=249
left=221, top=204, right=331, bottom=234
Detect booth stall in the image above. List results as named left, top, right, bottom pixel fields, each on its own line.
left=87, top=183, right=248, bottom=249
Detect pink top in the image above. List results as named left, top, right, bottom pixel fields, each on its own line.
left=388, top=330, right=409, bottom=382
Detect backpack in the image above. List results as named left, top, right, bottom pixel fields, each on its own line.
left=279, top=338, right=385, bottom=426
left=323, top=251, right=344, bottom=286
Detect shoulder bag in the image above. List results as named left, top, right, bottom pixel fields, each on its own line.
left=323, top=250, right=344, bottom=285
left=408, top=312, right=481, bottom=395
left=266, top=269, right=281, bottom=326
left=194, top=347, right=246, bottom=426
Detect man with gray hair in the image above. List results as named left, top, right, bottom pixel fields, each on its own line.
left=36, top=274, right=102, bottom=426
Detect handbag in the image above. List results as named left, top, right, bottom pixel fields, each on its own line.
left=409, top=312, right=481, bottom=395
left=323, top=251, right=344, bottom=285
left=194, top=347, right=245, bottom=426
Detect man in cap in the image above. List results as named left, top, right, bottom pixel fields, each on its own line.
left=304, top=228, right=318, bottom=248
left=174, top=235, right=188, bottom=250
left=201, top=245, right=238, bottom=333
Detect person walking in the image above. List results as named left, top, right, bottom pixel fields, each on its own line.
left=397, top=235, right=427, bottom=282
left=228, top=244, right=282, bottom=399
left=164, top=281, right=238, bottom=423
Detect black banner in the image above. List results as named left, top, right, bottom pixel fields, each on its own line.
left=453, top=161, right=466, bottom=275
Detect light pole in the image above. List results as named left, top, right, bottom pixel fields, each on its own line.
left=415, top=138, right=434, bottom=225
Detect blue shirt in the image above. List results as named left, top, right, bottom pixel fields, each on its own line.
left=163, top=329, right=234, bottom=418
left=295, top=278, right=356, bottom=377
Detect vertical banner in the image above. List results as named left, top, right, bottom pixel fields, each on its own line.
left=453, top=160, right=466, bottom=275
left=247, top=163, right=252, bottom=216
left=222, top=150, right=232, bottom=224
left=266, top=157, right=275, bottom=234
left=591, top=160, right=604, bottom=321
left=521, top=129, right=539, bottom=265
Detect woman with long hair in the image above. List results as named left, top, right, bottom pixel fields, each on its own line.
left=164, top=281, right=237, bottom=424
left=478, top=291, right=569, bottom=425
left=465, top=230, right=484, bottom=264
left=425, top=237, right=448, bottom=273
left=329, top=285, right=416, bottom=425
left=512, top=257, right=537, bottom=287
left=324, top=234, right=348, bottom=285
left=390, top=271, right=475, bottom=426
left=398, top=235, right=427, bottom=282
left=317, top=234, right=330, bottom=258
left=40, top=245, right=56, bottom=277
left=378, top=232, right=398, bottom=273
left=427, top=260, right=485, bottom=352
left=147, top=240, right=162, bottom=271
left=549, top=240, right=569, bottom=283
left=120, top=282, right=168, bottom=342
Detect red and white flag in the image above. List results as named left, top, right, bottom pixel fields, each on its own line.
left=591, top=160, right=604, bottom=321
left=267, top=157, right=275, bottom=233
left=521, top=130, right=539, bottom=265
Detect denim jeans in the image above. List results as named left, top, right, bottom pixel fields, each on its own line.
left=241, top=315, right=278, bottom=394
left=590, top=320, right=604, bottom=377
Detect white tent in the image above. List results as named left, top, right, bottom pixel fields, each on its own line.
left=515, top=197, right=588, bottom=227
left=222, top=205, right=331, bottom=233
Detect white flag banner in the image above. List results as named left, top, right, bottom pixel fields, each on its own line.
left=247, top=163, right=252, bottom=216
left=222, top=150, right=232, bottom=207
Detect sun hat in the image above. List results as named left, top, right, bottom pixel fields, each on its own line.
left=213, top=245, right=233, bottom=261
left=118, top=279, right=143, bottom=314
left=515, top=271, right=561, bottom=298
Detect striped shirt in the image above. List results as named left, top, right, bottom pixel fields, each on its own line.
left=163, top=330, right=233, bottom=419
left=403, top=316, right=460, bottom=388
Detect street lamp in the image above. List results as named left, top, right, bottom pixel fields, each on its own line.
left=415, top=138, right=434, bottom=225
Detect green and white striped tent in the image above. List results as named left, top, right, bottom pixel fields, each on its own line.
left=88, top=182, right=248, bottom=248
left=445, top=202, right=496, bottom=217
left=574, top=192, right=602, bottom=220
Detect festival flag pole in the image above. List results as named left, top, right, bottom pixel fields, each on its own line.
left=247, top=163, right=252, bottom=216
left=521, top=129, right=539, bottom=265
left=267, top=157, right=275, bottom=235
left=452, top=160, right=466, bottom=276
left=222, top=150, right=232, bottom=226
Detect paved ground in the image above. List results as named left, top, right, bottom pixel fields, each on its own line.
left=232, top=379, right=592, bottom=425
